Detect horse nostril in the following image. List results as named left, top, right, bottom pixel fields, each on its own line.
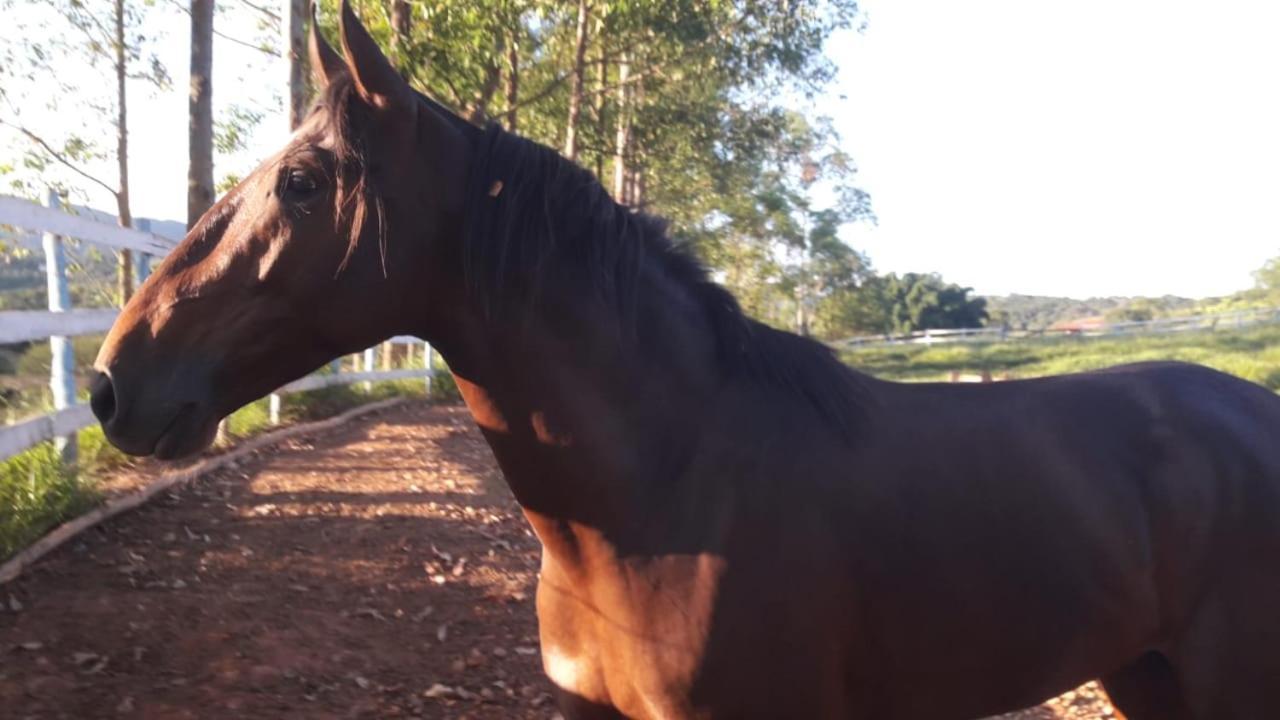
left=90, top=372, right=118, bottom=425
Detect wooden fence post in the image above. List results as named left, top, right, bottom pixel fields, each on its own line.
left=423, top=341, right=434, bottom=396
left=362, top=347, right=376, bottom=391
left=41, top=189, right=77, bottom=465
left=135, top=218, right=153, bottom=287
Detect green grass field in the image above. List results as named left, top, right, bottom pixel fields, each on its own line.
left=841, top=323, right=1280, bottom=390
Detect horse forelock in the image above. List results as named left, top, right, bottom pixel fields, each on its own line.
left=312, top=75, right=387, bottom=277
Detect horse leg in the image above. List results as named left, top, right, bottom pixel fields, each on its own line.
left=1100, top=651, right=1194, bottom=720
left=1166, top=587, right=1280, bottom=719
left=553, top=687, right=628, bottom=720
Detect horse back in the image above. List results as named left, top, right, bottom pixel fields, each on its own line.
left=689, top=361, right=1280, bottom=717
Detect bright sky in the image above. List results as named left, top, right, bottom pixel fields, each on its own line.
left=823, top=0, right=1280, bottom=298
left=7, top=0, right=1279, bottom=299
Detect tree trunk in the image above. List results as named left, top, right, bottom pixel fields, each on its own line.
left=114, top=0, right=133, bottom=305
left=562, top=0, right=590, bottom=161
left=630, top=78, right=646, bottom=206
left=593, top=14, right=607, bottom=180
left=467, top=40, right=503, bottom=124
left=612, top=53, right=631, bottom=203
left=188, top=0, right=214, bottom=229
left=504, top=32, right=519, bottom=132
left=390, top=0, right=411, bottom=53
left=632, top=165, right=645, bottom=207
left=285, top=0, right=307, bottom=130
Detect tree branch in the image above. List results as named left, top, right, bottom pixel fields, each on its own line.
left=64, top=12, right=115, bottom=66
left=235, top=0, right=282, bottom=24
left=507, top=20, right=739, bottom=116
left=1, top=120, right=119, bottom=199
left=162, top=0, right=280, bottom=57
left=419, top=66, right=468, bottom=110
left=214, top=27, right=280, bottom=56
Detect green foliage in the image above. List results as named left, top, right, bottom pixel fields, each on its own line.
left=214, top=105, right=265, bottom=155
left=15, top=335, right=103, bottom=377
left=323, top=0, right=876, bottom=338
left=876, top=273, right=987, bottom=335
left=218, top=379, right=439, bottom=442
left=843, top=323, right=1280, bottom=390
left=0, top=0, right=170, bottom=202
left=0, top=442, right=99, bottom=560
left=1255, top=256, right=1280, bottom=293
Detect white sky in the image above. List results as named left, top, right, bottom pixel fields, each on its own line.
left=823, top=0, right=1280, bottom=298
left=7, top=0, right=1279, bottom=299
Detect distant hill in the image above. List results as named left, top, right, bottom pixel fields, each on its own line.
left=983, top=294, right=1202, bottom=331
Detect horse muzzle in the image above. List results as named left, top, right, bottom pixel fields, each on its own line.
left=89, top=369, right=219, bottom=460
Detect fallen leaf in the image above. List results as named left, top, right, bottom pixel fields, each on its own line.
left=423, top=683, right=454, bottom=699
left=354, top=607, right=388, bottom=622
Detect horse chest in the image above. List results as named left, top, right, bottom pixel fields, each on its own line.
left=535, top=555, right=725, bottom=719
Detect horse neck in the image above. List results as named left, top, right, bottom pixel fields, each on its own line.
left=433, top=261, right=723, bottom=563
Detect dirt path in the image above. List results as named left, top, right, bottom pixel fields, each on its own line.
left=0, top=402, right=1116, bottom=719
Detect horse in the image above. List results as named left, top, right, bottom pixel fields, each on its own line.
left=88, top=3, right=1280, bottom=718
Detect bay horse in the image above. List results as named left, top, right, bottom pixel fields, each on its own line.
left=89, top=4, right=1280, bottom=718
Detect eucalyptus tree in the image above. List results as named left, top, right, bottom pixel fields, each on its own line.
left=0, top=0, right=171, bottom=305
left=317, top=0, right=874, bottom=335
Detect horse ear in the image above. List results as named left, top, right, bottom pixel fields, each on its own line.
left=307, top=2, right=345, bottom=89
left=338, top=0, right=412, bottom=108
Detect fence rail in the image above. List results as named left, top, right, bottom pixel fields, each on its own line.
left=0, top=308, right=119, bottom=345
left=838, top=307, right=1280, bottom=349
left=0, top=195, right=177, bottom=257
left=0, top=191, right=436, bottom=462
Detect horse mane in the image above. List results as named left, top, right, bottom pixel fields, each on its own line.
left=461, top=123, right=870, bottom=437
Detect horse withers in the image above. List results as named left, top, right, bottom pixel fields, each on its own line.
left=87, top=3, right=1280, bottom=718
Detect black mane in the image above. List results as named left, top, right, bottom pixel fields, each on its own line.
left=460, top=124, right=870, bottom=437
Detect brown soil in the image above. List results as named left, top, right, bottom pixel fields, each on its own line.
left=0, top=402, right=1117, bottom=719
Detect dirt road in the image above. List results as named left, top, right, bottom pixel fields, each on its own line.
left=0, top=402, right=1115, bottom=719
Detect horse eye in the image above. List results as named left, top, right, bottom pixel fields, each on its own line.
left=285, top=170, right=319, bottom=195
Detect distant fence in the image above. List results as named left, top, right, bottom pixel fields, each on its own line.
left=837, top=307, right=1280, bottom=350
left=0, top=191, right=435, bottom=463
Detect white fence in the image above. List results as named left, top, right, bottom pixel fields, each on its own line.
left=838, top=306, right=1280, bottom=349
left=0, top=191, right=435, bottom=462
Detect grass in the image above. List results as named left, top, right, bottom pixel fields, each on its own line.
left=0, top=442, right=100, bottom=560
left=0, top=369, right=459, bottom=562
left=842, top=323, right=1280, bottom=390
